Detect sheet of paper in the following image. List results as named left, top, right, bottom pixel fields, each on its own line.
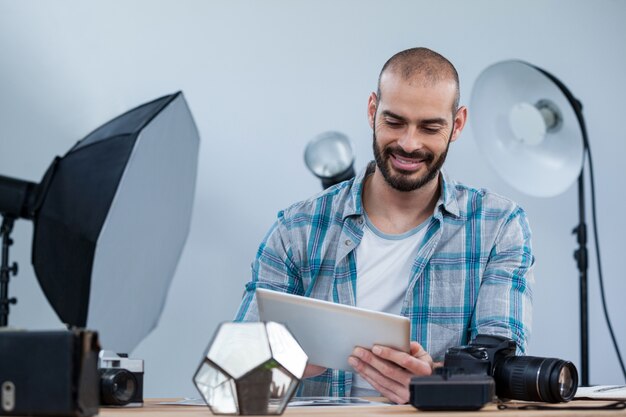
left=289, top=397, right=390, bottom=407
left=158, top=397, right=391, bottom=407
left=158, top=398, right=206, bottom=406
left=575, top=385, right=626, bottom=400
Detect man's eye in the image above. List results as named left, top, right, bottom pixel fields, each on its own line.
left=423, top=127, right=441, bottom=134
left=386, top=120, right=403, bottom=128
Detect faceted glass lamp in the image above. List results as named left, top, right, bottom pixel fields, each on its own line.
left=193, top=322, right=308, bottom=415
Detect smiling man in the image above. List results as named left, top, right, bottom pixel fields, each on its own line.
left=235, top=47, right=534, bottom=404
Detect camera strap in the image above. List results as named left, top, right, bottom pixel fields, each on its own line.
left=497, top=401, right=626, bottom=411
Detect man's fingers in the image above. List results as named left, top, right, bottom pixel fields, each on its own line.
left=371, top=344, right=432, bottom=376
left=360, top=369, right=409, bottom=404
left=410, top=341, right=432, bottom=361
left=352, top=347, right=413, bottom=386
left=349, top=344, right=434, bottom=404
left=410, top=341, right=435, bottom=369
left=349, top=356, right=408, bottom=404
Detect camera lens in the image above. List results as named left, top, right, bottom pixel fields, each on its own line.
left=557, top=364, right=577, bottom=399
left=493, top=356, right=578, bottom=402
left=100, top=369, right=138, bottom=406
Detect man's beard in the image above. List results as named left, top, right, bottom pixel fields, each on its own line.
left=372, top=131, right=450, bottom=192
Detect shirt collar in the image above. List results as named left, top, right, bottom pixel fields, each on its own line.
left=438, top=169, right=460, bottom=218
left=343, top=162, right=375, bottom=220
left=345, top=161, right=460, bottom=220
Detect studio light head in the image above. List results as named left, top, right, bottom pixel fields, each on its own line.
left=304, top=131, right=355, bottom=189
left=470, top=60, right=584, bottom=197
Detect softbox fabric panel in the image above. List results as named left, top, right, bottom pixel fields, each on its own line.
left=33, top=137, right=137, bottom=326
left=88, top=93, right=199, bottom=352
left=73, top=96, right=173, bottom=151
left=30, top=92, right=199, bottom=353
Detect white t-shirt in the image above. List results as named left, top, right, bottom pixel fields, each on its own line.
left=352, top=215, right=429, bottom=395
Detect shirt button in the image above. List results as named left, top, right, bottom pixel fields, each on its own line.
left=345, top=239, right=352, bottom=246
left=357, top=218, right=364, bottom=225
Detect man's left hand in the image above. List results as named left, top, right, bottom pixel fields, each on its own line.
left=349, top=341, right=434, bottom=404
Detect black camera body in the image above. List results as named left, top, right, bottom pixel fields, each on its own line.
left=98, top=351, right=144, bottom=407
left=410, top=334, right=578, bottom=411
left=0, top=329, right=100, bottom=417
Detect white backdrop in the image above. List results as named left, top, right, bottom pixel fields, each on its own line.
left=0, top=0, right=624, bottom=397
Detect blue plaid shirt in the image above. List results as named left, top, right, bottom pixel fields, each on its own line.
left=235, top=162, right=534, bottom=397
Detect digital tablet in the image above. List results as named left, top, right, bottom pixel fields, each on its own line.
left=256, top=288, right=410, bottom=372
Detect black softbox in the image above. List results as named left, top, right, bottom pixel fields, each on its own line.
left=0, top=92, right=199, bottom=353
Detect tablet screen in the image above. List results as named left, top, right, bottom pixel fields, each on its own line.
left=256, top=288, right=410, bottom=371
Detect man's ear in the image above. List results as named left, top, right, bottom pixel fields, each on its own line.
left=367, top=92, right=377, bottom=129
left=450, top=106, right=468, bottom=143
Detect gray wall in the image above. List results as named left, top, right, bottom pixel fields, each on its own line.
left=1, top=0, right=624, bottom=397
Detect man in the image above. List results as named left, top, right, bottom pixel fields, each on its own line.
left=235, top=47, right=534, bottom=404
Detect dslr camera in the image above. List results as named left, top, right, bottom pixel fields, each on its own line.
left=410, top=334, right=578, bottom=411
left=98, top=351, right=144, bottom=407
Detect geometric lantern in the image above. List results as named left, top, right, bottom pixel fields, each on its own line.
left=193, top=322, right=308, bottom=415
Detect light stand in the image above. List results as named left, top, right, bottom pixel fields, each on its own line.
left=535, top=66, right=592, bottom=386
left=0, top=216, right=18, bottom=326
left=471, top=61, right=592, bottom=384
left=0, top=176, right=37, bottom=326
left=574, top=173, right=589, bottom=385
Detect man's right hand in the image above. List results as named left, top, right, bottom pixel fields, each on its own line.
left=348, top=341, right=433, bottom=404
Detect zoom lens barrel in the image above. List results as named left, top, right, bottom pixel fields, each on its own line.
left=493, top=356, right=578, bottom=402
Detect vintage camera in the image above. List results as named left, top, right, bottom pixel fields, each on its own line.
left=98, top=351, right=144, bottom=407
left=410, top=334, right=578, bottom=411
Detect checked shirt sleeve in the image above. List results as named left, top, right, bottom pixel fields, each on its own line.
left=234, top=212, right=304, bottom=322
left=472, top=206, right=535, bottom=354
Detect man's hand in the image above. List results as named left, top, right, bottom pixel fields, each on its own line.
left=349, top=342, right=433, bottom=404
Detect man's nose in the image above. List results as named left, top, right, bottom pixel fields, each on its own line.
left=397, top=126, right=424, bottom=152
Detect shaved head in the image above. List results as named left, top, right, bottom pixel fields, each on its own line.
left=377, top=47, right=460, bottom=113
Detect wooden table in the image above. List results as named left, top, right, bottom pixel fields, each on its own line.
left=97, top=399, right=626, bottom=417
